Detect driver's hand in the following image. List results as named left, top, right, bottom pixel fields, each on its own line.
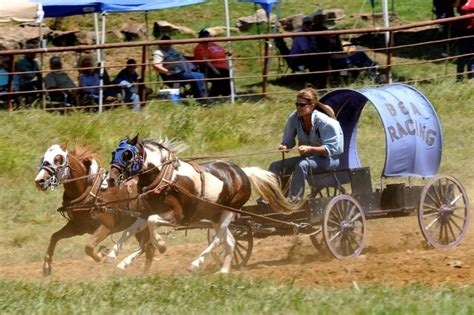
left=278, top=144, right=289, bottom=152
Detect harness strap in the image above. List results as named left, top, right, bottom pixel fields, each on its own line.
left=188, top=161, right=206, bottom=198
left=65, top=169, right=104, bottom=206
left=142, top=154, right=177, bottom=193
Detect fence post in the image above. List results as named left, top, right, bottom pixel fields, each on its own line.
left=140, top=44, right=147, bottom=104
left=262, top=38, right=270, bottom=97
left=386, top=30, right=394, bottom=84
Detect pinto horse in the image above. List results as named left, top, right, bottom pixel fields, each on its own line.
left=34, top=143, right=161, bottom=276
left=106, top=135, right=302, bottom=274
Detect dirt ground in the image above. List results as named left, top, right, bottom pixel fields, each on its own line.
left=1, top=215, right=473, bottom=289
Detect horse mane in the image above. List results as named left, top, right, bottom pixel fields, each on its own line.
left=70, top=142, right=100, bottom=164
left=143, top=137, right=188, bottom=155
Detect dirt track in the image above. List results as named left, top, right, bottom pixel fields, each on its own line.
left=1, top=216, right=473, bottom=288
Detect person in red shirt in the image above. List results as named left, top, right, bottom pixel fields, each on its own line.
left=193, top=29, right=231, bottom=97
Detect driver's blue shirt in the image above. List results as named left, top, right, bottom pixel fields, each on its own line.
left=281, top=110, right=344, bottom=157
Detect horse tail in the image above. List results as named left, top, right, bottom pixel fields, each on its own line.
left=242, top=167, right=304, bottom=212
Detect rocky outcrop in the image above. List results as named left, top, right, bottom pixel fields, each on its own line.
left=0, top=24, right=51, bottom=50
left=236, top=9, right=278, bottom=31
left=152, top=21, right=196, bottom=39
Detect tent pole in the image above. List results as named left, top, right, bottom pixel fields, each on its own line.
left=224, top=0, right=235, bottom=104
left=98, top=12, right=107, bottom=113
left=39, top=22, right=46, bottom=110
left=382, top=0, right=390, bottom=48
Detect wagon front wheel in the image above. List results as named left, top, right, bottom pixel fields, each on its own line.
left=418, top=174, right=470, bottom=248
left=323, top=195, right=366, bottom=258
left=207, top=223, right=253, bottom=269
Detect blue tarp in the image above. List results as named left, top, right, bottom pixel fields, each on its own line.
left=320, top=84, right=442, bottom=178
left=33, top=0, right=205, bottom=18
left=238, top=0, right=279, bottom=17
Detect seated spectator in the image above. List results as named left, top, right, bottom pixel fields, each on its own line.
left=152, top=35, right=206, bottom=100
left=110, top=59, right=141, bottom=111
left=289, top=16, right=318, bottom=71
left=193, top=28, right=231, bottom=97
left=44, top=56, right=77, bottom=105
left=13, top=43, right=42, bottom=102
left=312, top=11, right=378, bottom=78
left=0, top=57, right=9, bottom=94
left=433, top=0, right=457, bottom=19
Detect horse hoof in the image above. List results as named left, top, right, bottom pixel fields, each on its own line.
left=157, top=244, right=167, bottom=254
left=43, top=267, right=52, bottom=276
left=187, top=264, right=199, bottom=273
left=104, top=256, right=116, bottom=264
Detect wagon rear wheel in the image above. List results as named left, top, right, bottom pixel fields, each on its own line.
left=323, top=195, right=366, bottom=258
left=207, top=223, right=253, bottom=269
left=418, top=174, right=470, bottom=248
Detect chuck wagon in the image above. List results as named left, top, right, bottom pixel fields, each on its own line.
left=213, top=83, right=470, bottom=267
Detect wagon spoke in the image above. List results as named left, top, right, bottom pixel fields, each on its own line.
left=446, top=220, right=457, bottom=242
left=329, top=230, right=343, bottom=242
left=448, top=216, right=463, bottom=233
left=448, top=194, right=462, bottom=207
left=426, top=191, right=441, bottom=207
left=328, top=218, right=340, bottom=226
left=425, top=216, right=440, bottom=231
left=451, top=212, right=467, bottom=220
left=422, top=211, right=439, bottom=218
left=423, top=203, right=440, bottom=212
left=349, top=212, right=362, bottom=223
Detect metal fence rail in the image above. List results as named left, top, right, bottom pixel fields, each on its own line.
left=0, top=14, right=472, bottom=111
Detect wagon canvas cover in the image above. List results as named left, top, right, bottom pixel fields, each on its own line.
left=320, top=84, right=442, bottom=178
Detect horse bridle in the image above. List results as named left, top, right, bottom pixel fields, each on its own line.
left=110, top=140, right=176, bottom=187
left=38, top=155, right=70, bottom=190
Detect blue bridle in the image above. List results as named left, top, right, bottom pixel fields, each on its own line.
left=111, top=139, right=143, bottom=177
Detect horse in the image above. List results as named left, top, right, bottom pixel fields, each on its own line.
left=106, top=135, right=303, bottom=274
left=34, top=143, right=164, bottom=276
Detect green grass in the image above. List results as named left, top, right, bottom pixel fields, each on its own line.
left=1, top=275, right=474, bottom=314
left=0, top=1, right=473, bottom=312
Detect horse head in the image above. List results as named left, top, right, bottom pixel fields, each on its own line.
left=108, top=134, right=146, bottom=187
left=108, top=135, right=183, bottom=188
left=35, top=144, right=70, bottom=191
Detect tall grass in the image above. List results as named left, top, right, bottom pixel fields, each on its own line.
left=1, top=275, right=474, bottom=314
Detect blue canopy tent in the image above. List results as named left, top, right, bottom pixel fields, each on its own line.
left=34, top=0, right=206, bottom=112
left=320, top=84, right=442, bottom=178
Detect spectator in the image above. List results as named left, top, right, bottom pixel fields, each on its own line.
left=312, top=10, right=378, bottom=78
left=111, top=59, right=141, bottom=111
left=193, top=28, right=231, bottom=97
left=0, top=57, right=9, bottom=94
left=13, top=43, right=42, bottom=95
left=44, top=56, right=77, bottom=105
left=433, top=0, right=457, bottom=19
left=289, top=16, right=318, bottom=72
left=152, top=35, right=206, bottom=100
left=78, top=56, right=100, bottom=104
left=455, top=0, right=474, bottom=81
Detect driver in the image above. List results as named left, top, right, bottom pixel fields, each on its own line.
left=269, top=88, right=344, bottom=203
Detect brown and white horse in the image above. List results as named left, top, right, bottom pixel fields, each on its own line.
left=107, top=135, right=302, bottom=273
left=34, top=143, right=160, bottom=275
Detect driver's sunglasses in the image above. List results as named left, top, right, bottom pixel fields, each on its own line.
left=295, top=102, right=310, bottom=107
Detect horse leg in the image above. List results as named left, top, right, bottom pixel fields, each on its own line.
left=105, top=217, right=147, bottom=263
left=137, top=227, right=157, bottom=273
left=116, top=246, right=145, bottom=271
left=43, top=222, right=81, bottom=276
left=115, top=228, right=156, bottom=273
left=85, top=224, right=111, bottom=262
left=220, top=227, right=236, bottom=274
left=189, top=211, right=234, bottom=273
left=147, top=214, right=172, bottom=252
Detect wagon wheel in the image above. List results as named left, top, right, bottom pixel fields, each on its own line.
left=418, top=174, right=470, bottom=248
left=309, top=186, right=345, bottom=253
left=323, top=195, right=366, bottom=258
left=207, top=224, right=253, bottom=269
